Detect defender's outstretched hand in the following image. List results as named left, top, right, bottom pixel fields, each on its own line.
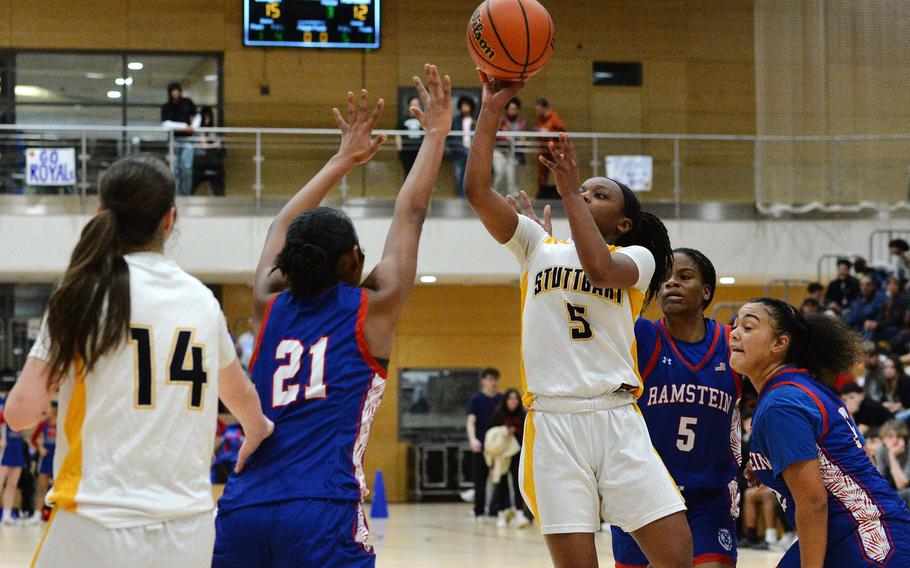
left=411, top=64, right=452, bottom=134
left=506, top=191, right=553, bottom=236
left=332, top=89, right=387, bottom=165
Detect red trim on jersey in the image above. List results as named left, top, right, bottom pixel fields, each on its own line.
left=770, top=379, right=830, bottom=439
left=723, top=324, right=742, bottom=399
left=614, top=562, right=647, bottom=568
left=248, top=294, right=279, bottom=374
left=30, top=420, right=48, bottom=448
left=640, top=328, right=663, bottom=382
left=356, top=289, right=388, bottom=379
left=693, top=553, right=735, bottom=566
left=658, top=318, right=721, bottom=372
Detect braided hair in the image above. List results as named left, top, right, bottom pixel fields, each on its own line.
left=273, top=207, right=360, bottom=297
left=673, top=247, right=717, bottom=309
left=613, top=180, right=673, bottom=306
left=747, top=297, right=861, bottom=389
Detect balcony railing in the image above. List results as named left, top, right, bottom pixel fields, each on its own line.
left=1, top=124, right=909, bottom=217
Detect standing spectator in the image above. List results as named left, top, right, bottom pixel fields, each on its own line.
left=880, top=355, right=910, bottom=422
left=449, top=96, right=477, bottom=196
left=840, top=382, right=893, bottom=435
left=533, top=98, right=565, bottom=199
left=396, top=95, right=424, bottom=177
left=492, top=97, right=526, bottom=195
left=235, top=318, right=255, bottom=371
left=875, top=420, right=910, bottom=508
left=161, top=82, right=199, bottom=196
left=488, top=388, right=531, bottom=528
left=846, top=275, right=887, bottom=339
left=824, top=258, right=861, bottom=312
left=465, top=368, right=502, bottom=521
left=192, top=107, right=225, bottom=196
left=877, top=277, right=910, bottom=349
left=889, top=239, right=910, bottom=284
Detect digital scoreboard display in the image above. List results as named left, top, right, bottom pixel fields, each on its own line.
left=244, top=0, right=380, bottom=49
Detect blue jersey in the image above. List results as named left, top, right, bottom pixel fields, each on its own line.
left=636, top=318, right=741, bottom=491
left=218, top=285, right=388, bottom=513
left=750, top=368, right=910, bottom=566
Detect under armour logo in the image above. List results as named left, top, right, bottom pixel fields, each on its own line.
left=662, top=356, right=672, bottom=365
left=715, top=362, right=726, bottom=372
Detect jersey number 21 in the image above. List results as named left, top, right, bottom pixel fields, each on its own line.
left=271, top=338, right=328, bottom=407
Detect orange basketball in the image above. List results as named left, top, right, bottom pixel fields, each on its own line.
left=466, top=0, right=555, bottom=81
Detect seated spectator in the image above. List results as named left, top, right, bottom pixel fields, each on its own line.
left=840, top=382, right=893, bottom=435
left=192, top=106, right=225, bottom=196
left=889, top=239, right=910, bottom=284
left=875, top=277, right=910, bottom=351
left=845, top=275, right=887, bottom=340
left=863, top=341, right=887, bottom=401
left=880, top=355, right=910, bottom=422
left=824, top=258, right=860, bottom=313
left=799, top=297, right=821, bottom=316
left=806, top=281, right=825, bottom=304
left=875, top=420, right=910, bottom=508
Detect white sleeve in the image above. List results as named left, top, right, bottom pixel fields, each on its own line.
left=615, top=245, right=656, bottom=292
left=217, top=312, right=238, bottom=371
left=504, top=215, right=550, bottom=267
left=161, top=120, right=189, bottom=130
left=27, top=316, right=51, bottom=363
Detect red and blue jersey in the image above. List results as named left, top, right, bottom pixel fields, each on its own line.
left=636, top=318, right=742, bottom=491
left=217, top=285, right=388, bottom=513
left=750, top=368, right=910, bottom=566
left=31, top=420, right=57, bottom=451
left=214, top=423, right=243, bottom=465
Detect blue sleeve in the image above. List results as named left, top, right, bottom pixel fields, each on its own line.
left=756, top=389, right=825, bottom=477
left=634, top=318, right=659, bottom=370
left=466, top=394, right=477, bottom=416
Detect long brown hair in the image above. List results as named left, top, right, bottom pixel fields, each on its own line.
left=45, top=154, right=176, bottom=386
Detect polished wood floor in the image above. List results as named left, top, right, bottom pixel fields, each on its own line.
left=0, top=503, right=782, bottom=567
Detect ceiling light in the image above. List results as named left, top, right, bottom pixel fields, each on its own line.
left=14, top=85, right=51, bottom=98
left=204, top=74, right=218, bottom=82
left=107, top=90, right=122, bottom=99
left=85, top=72, right=104, bottom=80
left=114, top=77, right=133, bottom=86
left=420, top=276, right=437, bottom=284
left=127, top=62, right=144, bottom=70
left=719, top=277, right=736, bottom=285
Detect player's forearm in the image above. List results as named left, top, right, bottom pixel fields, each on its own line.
left=393, top=130, right=446, bottom=221
left=561, top=191, right=617, bottom=286
left=795, top=501, right=827, bottom=568
left=464, top=108, right=499, bottom=203
left=219, top=364, right=270, bottom=440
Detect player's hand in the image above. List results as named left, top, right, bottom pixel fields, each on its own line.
left=411, top=64, right=452, bottom=135
left=234, top=417, right=275, bottom=474
left=479, top=71, right=525, bottom=113
left=332, top=89, right=388, bottom=165
left=470, top=438, right=482, bottom=453
left=38, top=446, right=48, bottom=457
left=506, top=191, right=553, bottom=236
left=539, top=133, right=580, bottom=198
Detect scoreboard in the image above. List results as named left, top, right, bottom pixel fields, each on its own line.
left=244, top=0, right=380, bottom=49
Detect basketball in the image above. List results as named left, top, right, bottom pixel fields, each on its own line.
left=466, top=0, right=555, bottom=81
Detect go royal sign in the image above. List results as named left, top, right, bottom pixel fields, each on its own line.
left=26, top=148, right=77, bottom=186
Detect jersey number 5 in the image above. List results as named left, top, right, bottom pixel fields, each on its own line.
left=130, top=327, right=208, bottom=411
left=677, top=416, right=698, bottom=452
left=565, top=302, right=593, bottom=340
left=272, top=337, right=329, bottom=407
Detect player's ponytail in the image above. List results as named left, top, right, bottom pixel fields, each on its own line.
left=273, top=207, right=360, bottom=297
left=45, top=155, right=176, bottom=386
left=749, top=297, right=861, bottom=389
left=614, top=181, right=672, bottom=305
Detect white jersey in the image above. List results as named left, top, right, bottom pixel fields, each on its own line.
left=29, top=252, right=236, bottom=529
left=506, top=216, right=655, bottom=403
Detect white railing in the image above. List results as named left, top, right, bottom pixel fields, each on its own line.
left=1, top=124, right=909, bottom=216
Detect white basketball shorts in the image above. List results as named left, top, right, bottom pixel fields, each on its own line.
left=32, top=508, right=215, bottom=568
left=519, top=391, right=686, bottom=535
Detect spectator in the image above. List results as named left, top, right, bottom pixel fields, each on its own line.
left=160, top=82, right=200, bottom=196
left=806, top=282, right=825, bottom=304
left=492, top=97, right=526, bottom=195
left=395, top=95, right=423, bottom=177
left=192, top=106, right=225, bottom=196
left=235, top=318, right=255, bottom=371
left=465, top=367, right=502, bottom=521
left=875, top=420, right=910, bottom=508
left=880, top=355, right=910, bottom=422
left=845, top=275, right=887, bottom=340
left=799, top=297, right=821, bottom=316
left=840, top=382, right=892, bottom=435
left=863, top=341, right=887, bottom=402
left=533, top=98, right=565, bottom=199
left=889, top=239, right=910, bottom=284
left=449, top=96, right=477, bottom=196
left=824, top=258, right=861, bottom=312
left=876, top=277, right=910, bottom=349
left=488, top=388, right=531, bottom=528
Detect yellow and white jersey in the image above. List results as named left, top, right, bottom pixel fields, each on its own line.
left=29, top=252, right=236, bottom=529
left=506, top=216, right=655, bottom=403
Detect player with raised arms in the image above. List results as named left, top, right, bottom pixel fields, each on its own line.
left=213, top=64, right=451, bottom=568
left=3, top=154, right=273, bottom=567
left=464, top=73, right=692, bottom=568
left=731, top=298, right=910, bottom=567
left=610, top=248, right=742, bottom=568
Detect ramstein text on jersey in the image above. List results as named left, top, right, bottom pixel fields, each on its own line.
left=645, top=383, right=736, bottom=414
left=533, top=265, right=624, bottom=305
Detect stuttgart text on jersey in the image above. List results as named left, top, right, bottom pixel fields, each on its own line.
left=645, top=383, right=735, bottom=414
left=533, top=265, right=624, bottom=305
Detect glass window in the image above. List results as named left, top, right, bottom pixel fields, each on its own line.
left=15, top=53, right=125, bottom=107
left=125, top=54, right=218, bottom=108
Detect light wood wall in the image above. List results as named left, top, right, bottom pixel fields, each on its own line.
left=0, top=0, right=757, bottom=199
left=222, top=282, right=770, bottom=502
